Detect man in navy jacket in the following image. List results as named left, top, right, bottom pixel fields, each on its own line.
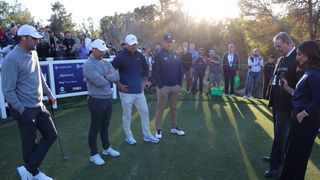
left=152, top=33, right=184, bottom=139
left=111, top=34, right=159, bottom=145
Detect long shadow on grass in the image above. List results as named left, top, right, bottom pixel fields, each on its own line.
left=247, top=99, right=320, bottom=170
left=247, top=98, right=320, bottom=174
left=246, top=99, right=273, bottom=123
left=183, top=95, right=246, bottom=179
left=223, top=96, right=275, bottom=179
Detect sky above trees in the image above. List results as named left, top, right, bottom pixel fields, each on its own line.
left=3, top=0, right=240, bottom=27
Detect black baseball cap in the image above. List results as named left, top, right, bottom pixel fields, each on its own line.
left=163, top=33, right=174, bottom=43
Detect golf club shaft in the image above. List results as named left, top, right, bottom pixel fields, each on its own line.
left=49, top=103, right=68, bottom=159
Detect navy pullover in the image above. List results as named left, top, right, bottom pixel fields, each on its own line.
left=152, top=48, right=183, bottom=88
left=111, top=49, right=148, bottom=94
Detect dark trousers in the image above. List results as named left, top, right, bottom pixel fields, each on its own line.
left=88, top=96, right=112, bottom=156
left=224, top=70, right=236, bottom=94
left=9, top=105, right=57, bottom=175
left=191, top=73, right=204, bottom=94
left=280, top=111, right=320, bottom=180
left=183, top=69, right=192, bottom=91
left=269, top=111, right=292, bottom=169
left=263, top=77, right=271, bottom=99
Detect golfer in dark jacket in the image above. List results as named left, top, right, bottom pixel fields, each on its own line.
left=153, top=33, right=185, bottom=139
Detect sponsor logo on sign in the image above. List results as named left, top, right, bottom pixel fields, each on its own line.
left=72, top=87, right=82, bottom=91
left=54, top=65, right=72, bottom=70
left=59, top=73, right=74, bottom=78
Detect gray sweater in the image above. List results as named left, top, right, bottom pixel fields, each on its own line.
left=1, top=46, right=53, bottom=114
left=83, top=55, right=119, bottom=99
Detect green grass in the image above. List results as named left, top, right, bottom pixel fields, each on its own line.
left=0, top=94, right=319, bottom=180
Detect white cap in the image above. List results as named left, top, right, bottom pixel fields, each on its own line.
left=125, top=34, right=138, bottom=46
left=17, top=24, right=43, bottom=39
left=91, top=39, right=108, bottom=52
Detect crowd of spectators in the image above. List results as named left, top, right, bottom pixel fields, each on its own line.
left=1, top=22, right=276, bottom=99
left=0, top=22, right=125, bottom=61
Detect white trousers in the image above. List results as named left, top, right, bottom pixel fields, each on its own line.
left=119, top=92, right=151, bottom=137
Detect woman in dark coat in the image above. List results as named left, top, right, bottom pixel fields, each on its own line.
left=280, top=40, right=320, bottom=180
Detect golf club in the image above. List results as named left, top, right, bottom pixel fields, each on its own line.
left=49, top=101, right=71, bottom=160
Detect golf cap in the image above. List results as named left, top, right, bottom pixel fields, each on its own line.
left=91, top=39, right=108, bottom=52
left=17, top=24, right=43, bottom=39
left=163, top=33, right=174, bottom=42
left=125, top=34, right=138, bottom=46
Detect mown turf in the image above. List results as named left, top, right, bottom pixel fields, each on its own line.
left=0, top=94, right=319, bottom=180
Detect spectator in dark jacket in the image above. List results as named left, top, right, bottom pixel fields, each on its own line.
left=263, top=55, right=276, bottom=99
left=63, top=31, right=76, bottom=59
left=181, top=42, right=192, bottom=93
left=191, top=48, right=207, bottom=95
left=36, top=38, right=50, bottom=61
left=222, top=44, right=239, bottom=96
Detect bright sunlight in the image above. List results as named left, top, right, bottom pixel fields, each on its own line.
left=184, top=0, right=240, bottom=21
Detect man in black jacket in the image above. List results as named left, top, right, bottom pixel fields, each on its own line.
left=222, top=44, right=239, bottom=96
left=264, top=32, right=299, bottom=177
left=263, top=55, right=276, bottom=99
left=181, top=42, right=192, bottom=93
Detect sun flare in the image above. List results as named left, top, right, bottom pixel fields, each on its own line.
left=184, top=0, right=240, bottom=21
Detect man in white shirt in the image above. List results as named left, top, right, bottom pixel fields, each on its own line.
left=244, top=48, right=264, bottom=98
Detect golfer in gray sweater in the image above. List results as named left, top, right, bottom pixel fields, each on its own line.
left=2, top=24, right=57, bottom=180
left=83, top=39, right=120, bottom=166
